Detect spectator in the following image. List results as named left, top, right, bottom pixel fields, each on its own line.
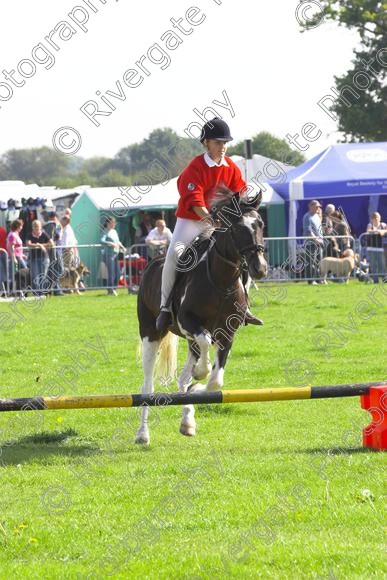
left=366, top=211, right=387, bottom=282
left=322, top=204, right=339, bottom=257
left=26, top=220, right=52, bottom=293
left=5, top=199, right=20, bottom=231
left=303, top=200, right=323, bottom=285
left=0, top=224, right=7, bottom=294
left=6, top=219, right=27, bottom=270
left=43, top=211, right=64, bottom=296
left=145, top=219, right=172, bottom=259
left=61, top=215, right=79, bottom=269
left=19, top=197, right=38, bottom=243
left=101, top=217, right=126, bottom=296
left=134, top=212, right=153, bottom=244
left=331, top=210, right=351, bottom=253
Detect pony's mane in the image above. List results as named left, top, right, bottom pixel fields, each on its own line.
left=209, top=186, right=237, bottom=213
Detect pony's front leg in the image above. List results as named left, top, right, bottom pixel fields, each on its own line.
left=192, top=330, right=212, bottom=380
left=206, top=339, right=233, bottom=392
left=135, top=337, right=160, bottom=445
left=179, top=345, right=197, bottom=437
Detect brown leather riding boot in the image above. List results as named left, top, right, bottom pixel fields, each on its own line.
left=156, top=309, right=172, bottom=333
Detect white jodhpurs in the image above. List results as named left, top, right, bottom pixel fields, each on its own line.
left=160, top=217, right=213, bottom=309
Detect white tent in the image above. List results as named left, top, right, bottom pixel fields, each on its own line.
left=71, top=178, right=180, bottom=212
left=230, top=155, right=285, bottom=204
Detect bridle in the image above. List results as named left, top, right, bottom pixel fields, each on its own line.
left=205, top=222, right=265, bottom=297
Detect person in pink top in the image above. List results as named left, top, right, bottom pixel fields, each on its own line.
left=7, top=219, right=27, bottom=270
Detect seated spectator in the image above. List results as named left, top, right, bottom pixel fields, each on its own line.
left=145, top=219, right=172, bottom=259
left=134, top=212, right=153, bottom=244
left=26, top=220, right=52, bottom=293
left=322, top=204, right=339, bottom=257
left=366, top=211, right=387, bottom=282
left=61, top=215, right=79, bottom=269
left=7, top=219, right=27, bottom=270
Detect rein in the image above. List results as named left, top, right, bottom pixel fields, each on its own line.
left=205, top=234, right=246, bottom=297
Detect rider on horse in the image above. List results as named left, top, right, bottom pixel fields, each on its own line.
left=156, top=118, right=258, bottom=333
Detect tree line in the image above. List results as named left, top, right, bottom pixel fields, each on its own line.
left=0, top=130, right=305, bottom=188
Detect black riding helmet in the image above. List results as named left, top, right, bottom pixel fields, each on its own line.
left=200, top=118, right=233, bottom=143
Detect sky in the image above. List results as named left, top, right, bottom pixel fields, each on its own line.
left=0, top=0, right=360, bottom=162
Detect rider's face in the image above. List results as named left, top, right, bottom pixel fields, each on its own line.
left=205, top=139, right=228, bottom=163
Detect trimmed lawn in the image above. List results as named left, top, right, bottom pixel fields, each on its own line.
left=0, top=281, right=386, bottom=579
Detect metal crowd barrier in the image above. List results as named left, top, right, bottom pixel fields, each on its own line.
left=0, top=248, right=10, bottom=296
left=6, top=244, right=134, bottom=295
left=263, top=235, right=356, bottom=282
left=126, top=236, right=358, bottom=290
left=127, top=244, right=166, bottom=292
left=358, top=232, right=387, bottom=281
left=3, top=233, right=383, bottom=297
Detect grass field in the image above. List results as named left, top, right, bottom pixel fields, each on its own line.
left=0, top=281, right=386, bottom=579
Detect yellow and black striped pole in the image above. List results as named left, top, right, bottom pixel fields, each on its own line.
left=0, top=382, right=385, bottom=412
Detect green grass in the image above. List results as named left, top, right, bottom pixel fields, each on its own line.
left=0, top=282, right=386, bottom=579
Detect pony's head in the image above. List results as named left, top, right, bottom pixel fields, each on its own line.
left=211, top=188, right=267, bottom=280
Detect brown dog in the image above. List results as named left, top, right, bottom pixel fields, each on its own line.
left=319, top=249, right=357, bottom=283
left=60, top=263, right=90, bottom=294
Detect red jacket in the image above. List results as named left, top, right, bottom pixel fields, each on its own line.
left=0, top=227, right=6, bottom=251
left=176, top=154, right=246, bottom=221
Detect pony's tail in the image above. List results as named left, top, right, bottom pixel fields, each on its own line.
left=137, top=332, right=178, bottom=385
left=156, top=332, right=178, bottom=385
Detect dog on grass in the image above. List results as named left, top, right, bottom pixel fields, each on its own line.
left=319, top=249, right=358, bottom=283
left=60, top=263, right=90, bottom=294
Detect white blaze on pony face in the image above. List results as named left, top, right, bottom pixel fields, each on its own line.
left=242, top=213, right=258, bottom=233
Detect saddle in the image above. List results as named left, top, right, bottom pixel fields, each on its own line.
left=163, top=235, right=212, bottom=317
left=176, top=235, right=213, bottom=275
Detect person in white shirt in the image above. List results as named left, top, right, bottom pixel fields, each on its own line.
left=61, top=216, right=79, bottom=268
left=145, top=219, right=172, bottom=259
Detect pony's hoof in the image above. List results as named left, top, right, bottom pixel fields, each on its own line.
left=206, top=383, right=222, bottom=392
left=188, top=383, right=206, bottom=394
left=193, top=362, right=211, bottom=380
left=135, top=432, right=150, bottom=445
left=179, top=423, right=196, bottom=437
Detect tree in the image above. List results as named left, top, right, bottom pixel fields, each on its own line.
left=97, top=170, right=132, bottom=187
left=114, top=128, right=202, bottom=178
left=227, top=132, right=306, bottom=165
left=48, top=171, right=98, bottom=189
left=0, top=159, right=10, bottom=180
left=300, top=1, right=387, bottom=141
left=2, top=147, right=70, bottom=184
left=82, top=156, right=115, bottom=178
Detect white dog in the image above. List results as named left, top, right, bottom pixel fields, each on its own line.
left=319, top=249, right=357, bottom=283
